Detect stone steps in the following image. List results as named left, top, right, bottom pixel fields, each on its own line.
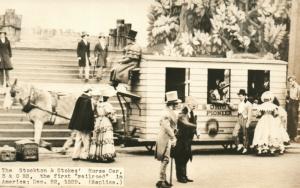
left=0, top=129, right=71, bottom=138
left=0, top=48, right=124, bottom=146
left=0, top=137, right=68, bottom=147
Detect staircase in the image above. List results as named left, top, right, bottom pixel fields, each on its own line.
left=0, top=48, right=123, bottom=147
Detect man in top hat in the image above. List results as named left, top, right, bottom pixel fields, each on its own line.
left=110, top=29, right=142, bottom=88
left=155, top=91, right=181, bottom=188
left=228, top=89, right=252, bottom=154
left=0, top=30, right=13, bottom=87
left=68, top=85, right=95, bottom=160
left=286, top=75, right=300, bottom=142
left=77, top=31, right=91, bottom=82
left=94, top=33, right=108, bottom=81
left=174, top=96, right=198, bottom=183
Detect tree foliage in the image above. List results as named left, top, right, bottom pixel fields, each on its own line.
left=147, top=0, right=291, bottom=60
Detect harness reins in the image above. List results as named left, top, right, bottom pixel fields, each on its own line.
left=18, top=86, right=71, bottom=121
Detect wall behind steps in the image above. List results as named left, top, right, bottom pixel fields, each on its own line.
left=129, top=56, right=287, bottom=140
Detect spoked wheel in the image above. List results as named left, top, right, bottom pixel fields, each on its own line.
left=222, top=144, right=229, bottom=150
left=145, top=144, right=155, bottom=152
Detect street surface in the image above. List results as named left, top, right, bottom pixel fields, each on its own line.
left=1, top=144, right=300, bottom=188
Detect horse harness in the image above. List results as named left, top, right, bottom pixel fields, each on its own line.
left=19, top=87, right=71, bottom=124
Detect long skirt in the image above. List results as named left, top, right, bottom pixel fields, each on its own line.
left=89, top=117, right=116, bottom=162
left=252, top=114, right=282, bottom=151
left=110, top=61, right=137, bottom=84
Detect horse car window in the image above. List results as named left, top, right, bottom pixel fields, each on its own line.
left=207, top=69, right=231, bottom=104
left=248, top=70, right=270, bottom=104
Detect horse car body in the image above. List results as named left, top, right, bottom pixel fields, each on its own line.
left=117, top=55, right=287, bottom=149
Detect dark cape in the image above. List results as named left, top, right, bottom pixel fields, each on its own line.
left=68, top=94, right=94, bottom=132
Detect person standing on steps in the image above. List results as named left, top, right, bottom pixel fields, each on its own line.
left=77, top=31, right=91, bottom=82
left=94, top=33, right=108, bottom=82
left=0, top=30, right=13, bottom=87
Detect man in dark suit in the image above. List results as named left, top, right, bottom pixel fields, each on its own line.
left=68, top=85, right=95, bottom=160
left=174, top=96, right=198, bottom=183
left=77, top=32, right=91, bottom=82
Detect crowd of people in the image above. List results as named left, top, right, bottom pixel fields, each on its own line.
left=155, top=80, right=299, bottom=187
left=76, top=29, right=141, bottom=88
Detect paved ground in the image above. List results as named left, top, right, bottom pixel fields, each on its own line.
left=1, top=144, right=300, bottom=188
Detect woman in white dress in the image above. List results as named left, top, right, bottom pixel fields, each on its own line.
left=252, top=91, right=282, bottom=155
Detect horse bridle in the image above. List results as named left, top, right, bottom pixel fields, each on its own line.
left=18, top=86, right=35, bottom=108
left=14, top=86, right=70, bottom=120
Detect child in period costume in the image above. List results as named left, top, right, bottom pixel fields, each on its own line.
left=229, top=89, right=252, bottom=154
left=89, top=87, right=117, bottom=162
left=155, top=91, right=181, bottom=188
left=252, top=91, right=283, bottom=155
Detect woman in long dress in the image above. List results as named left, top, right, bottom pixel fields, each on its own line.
left=252, top=91, right=282, bottom=155
left=89, top=89, right=116, bottom=162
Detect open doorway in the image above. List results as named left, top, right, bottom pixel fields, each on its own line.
left=165, top=68, right=187, bottom=102
left=248, top=70, right=270, bottom=103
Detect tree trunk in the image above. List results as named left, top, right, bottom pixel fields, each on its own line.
left=178, top=3, right=194, bottom=34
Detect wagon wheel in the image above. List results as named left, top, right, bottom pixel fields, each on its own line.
left=229, top=144, right=237, bottom=150
left=222, top=144, right=229, bottom=150
left=145, top=144, right=154, bottom=152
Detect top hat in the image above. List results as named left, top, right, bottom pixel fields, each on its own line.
left=81, top=31, right=89, bottom=38
left=237, top=89, right=247, bottom=96
left=126, top=30, right=137, bottom=40
left=166, top=91, right=182, bottom=104
left=117, top=19, right=125, bottom=24
left=261, top=91, right=274, bottom=102
left=0, top=30, right=7, bottom=35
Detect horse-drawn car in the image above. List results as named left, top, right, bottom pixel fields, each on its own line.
left=114, top=55, right=288, bottom=151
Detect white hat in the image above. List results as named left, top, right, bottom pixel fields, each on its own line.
left=166, top=91, right=181, bottom=104
left=91, top=88, right=102, bottom=96
left=101, top=86, right=116, bottom=97
left=261, top=91, right=274, bottom=102
left=83, top=84, right=92, bottom=93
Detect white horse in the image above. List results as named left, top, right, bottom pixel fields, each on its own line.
left=3, top=79, right=78, bottom=149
